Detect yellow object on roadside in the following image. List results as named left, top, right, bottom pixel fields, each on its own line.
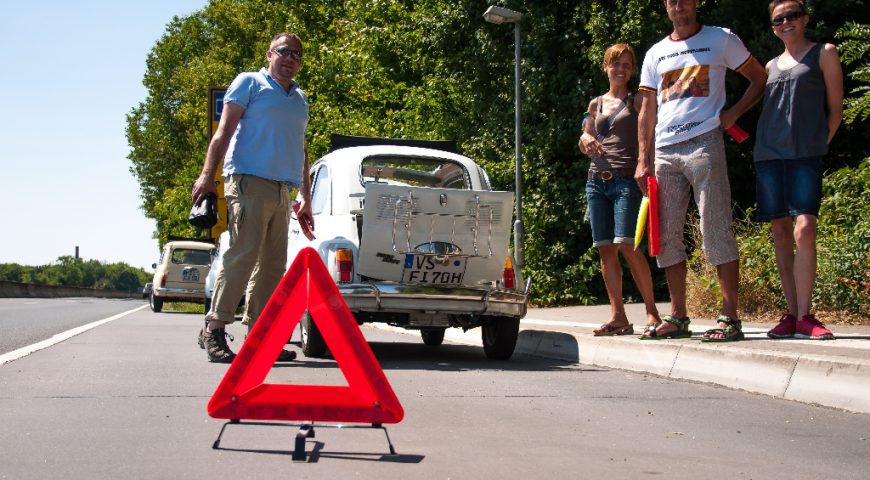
left=634, top=196, right=649, bottom=250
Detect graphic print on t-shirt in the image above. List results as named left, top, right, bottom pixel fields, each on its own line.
left=660, top=65, right=710, bottom=104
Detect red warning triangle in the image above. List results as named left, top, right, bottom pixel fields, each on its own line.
left=207, top=247, right=404, bottom=424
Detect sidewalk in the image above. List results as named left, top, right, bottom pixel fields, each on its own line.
left=376, top=303, right=870, bottom=414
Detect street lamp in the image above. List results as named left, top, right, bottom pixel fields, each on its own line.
left=483, top=5, right=524, bottom=268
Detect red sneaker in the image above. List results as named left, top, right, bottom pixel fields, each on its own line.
left=795, top=315, right=835, bottom=340
left=767, top=313, right=797, bottom=339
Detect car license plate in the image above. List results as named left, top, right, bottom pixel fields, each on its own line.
left=182, top=269, right=200, bottom=282
left=401, top=254, right=466, bottom=285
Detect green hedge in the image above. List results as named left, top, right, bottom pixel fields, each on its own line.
left=688, top=159, right=870, bottom=322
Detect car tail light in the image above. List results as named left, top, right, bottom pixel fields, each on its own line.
left=336, top=249, right=353, bottom=282
left=502, top=256, right=515, bottom=290
left=160, top=274, right=167, bottom=288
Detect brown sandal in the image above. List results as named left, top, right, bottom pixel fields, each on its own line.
left=594, top=322, right=634, bottom=336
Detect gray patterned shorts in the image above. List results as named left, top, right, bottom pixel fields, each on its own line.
left=654, top=129, right=739, bottom=268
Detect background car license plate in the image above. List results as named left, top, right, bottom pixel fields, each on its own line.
left=402, top=254, right=466, bottom=285
left=183, top=269, right=200, bottom=282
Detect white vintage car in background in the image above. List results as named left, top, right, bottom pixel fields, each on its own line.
left=150, top=239, right=213, bottom=313
left=287, top=135, right=529, bottom=360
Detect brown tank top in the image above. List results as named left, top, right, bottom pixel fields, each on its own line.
left=590, top=94, right=639, bottom=171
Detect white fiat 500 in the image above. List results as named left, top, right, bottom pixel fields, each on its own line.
left=150, top=240, right=214, bottom=313
left=287, top=135, right=529, bottom=360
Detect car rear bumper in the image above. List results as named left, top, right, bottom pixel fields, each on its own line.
left=337, top=282, right=528, bottom=318
left=154, top=287, right=205, bottom=300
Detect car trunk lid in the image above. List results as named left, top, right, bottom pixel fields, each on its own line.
left=357, top=183, right=513, bottom=287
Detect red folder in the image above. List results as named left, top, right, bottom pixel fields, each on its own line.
left=647, top=177, right=659, bottom=257
left=725, top=124, right=749, bottom=143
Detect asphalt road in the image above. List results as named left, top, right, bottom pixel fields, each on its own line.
left=0, top=297, right=147, bottom=355
left=0, top=303, right=868, bottom=479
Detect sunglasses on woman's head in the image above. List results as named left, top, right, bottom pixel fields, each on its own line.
left=772, top=11, right=804, bottom=26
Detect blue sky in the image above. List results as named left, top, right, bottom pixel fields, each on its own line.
left=0, top=0, right=207, bottom=271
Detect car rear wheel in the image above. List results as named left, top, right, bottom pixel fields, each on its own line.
left=300, top=311, right=327, bottom=358
left=421, top=328, right=446, bottom=346
left=481, top=317, right=520, bottom=360
left=149, top=293, right=163, bottom=313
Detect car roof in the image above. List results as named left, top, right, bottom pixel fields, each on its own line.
left=166, top=240, right=214, bottom=250
left=318, top=145, right=482, bottom=171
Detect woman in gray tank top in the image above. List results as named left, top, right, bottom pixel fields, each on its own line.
left=755, top=0, right=843, bottom=340
left=578, top=43, right=660, bottom=337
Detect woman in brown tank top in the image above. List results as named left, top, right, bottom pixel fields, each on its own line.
left=578, top=44, right=660, bottom=336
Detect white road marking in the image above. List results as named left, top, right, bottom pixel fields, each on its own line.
left=0, top=304, right=148, bottom=367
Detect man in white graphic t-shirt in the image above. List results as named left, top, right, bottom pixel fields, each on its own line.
left=636, top=0, right=766, bottom=342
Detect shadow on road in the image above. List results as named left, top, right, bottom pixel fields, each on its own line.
left=282, top=334, right=599, bottom=374
left=211, top=420, right=424, bottom=464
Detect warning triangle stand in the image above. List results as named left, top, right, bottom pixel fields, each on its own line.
left=208, top=247, right=404, bottom=458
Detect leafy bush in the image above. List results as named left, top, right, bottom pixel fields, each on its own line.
left=837, top=22, right=870, bottom=124
left=687, top=160, right=870, bottom=323
left=815, top=159, right=870, bottom=319
left=0, top=257, right=151, bottom=293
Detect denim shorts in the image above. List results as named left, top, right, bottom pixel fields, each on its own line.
left=755, top=156, right=823, bottom=221
left=585, top=177, right=642, bottom=247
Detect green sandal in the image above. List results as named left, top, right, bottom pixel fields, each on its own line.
left=702, top=315, right=744, bottom=342
left=640, top=315, right=692, bottom=340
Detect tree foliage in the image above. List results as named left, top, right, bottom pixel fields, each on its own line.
left=128, top=0, right=870, bottom=307
left=0, top=258, right=151, bottom=292
left=837, top=21, right=870, bottom=124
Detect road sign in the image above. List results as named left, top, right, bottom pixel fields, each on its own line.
left=207, top=248, right=405, bottom=424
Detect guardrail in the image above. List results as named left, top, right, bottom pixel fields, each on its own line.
left=0, top=281, right=142, bottom=299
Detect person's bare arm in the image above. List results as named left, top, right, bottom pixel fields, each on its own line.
left=579, top=98, right=603, bottom=157
left=296, top=142, right=314, bottom=228
left=636, top=89, right=657, bottom=195
left=819, top=43, right=844, bottom=144
left=191, top=102, right=244, bottom=204
left=719, top=56, right=766, bottom=129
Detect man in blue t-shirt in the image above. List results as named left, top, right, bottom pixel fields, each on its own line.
left=191, top=32, right=312, bottom=363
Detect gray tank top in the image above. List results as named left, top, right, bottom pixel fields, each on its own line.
left=591, top=94, right=638, bottom=171
left=754, top=43, right=828, bottom=162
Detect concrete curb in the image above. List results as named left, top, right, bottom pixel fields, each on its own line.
left=517, top=329, right=870, bottom=415
left=369, top=323, right=870, bottom=414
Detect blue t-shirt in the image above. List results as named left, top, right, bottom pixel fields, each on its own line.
left=223, top=68, right=309, bottom=184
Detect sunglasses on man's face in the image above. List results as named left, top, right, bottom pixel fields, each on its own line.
left=771, top=11, right=804, bottom=26
left=271, top=47, right=303, bottom=60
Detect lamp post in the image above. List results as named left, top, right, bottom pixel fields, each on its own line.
left=483, top=5, right=524, bottom=268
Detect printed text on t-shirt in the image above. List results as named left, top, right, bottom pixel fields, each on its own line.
left=666, top=121, right=702, bottom=134
left=657, top=47, right=712, bottom=63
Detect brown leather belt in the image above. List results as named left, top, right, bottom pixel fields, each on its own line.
left=588, top=168, right=635, bottom=181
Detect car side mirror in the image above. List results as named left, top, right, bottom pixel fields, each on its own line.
left=151, top=263, right=157, bottom=269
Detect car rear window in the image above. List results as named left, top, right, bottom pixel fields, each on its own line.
left=171, top=249, right=211, bottom=266
left=360, top=156, right=470, bottom=189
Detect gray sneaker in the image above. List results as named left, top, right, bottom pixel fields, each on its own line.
left=205, top=328, right=236, bottom=363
